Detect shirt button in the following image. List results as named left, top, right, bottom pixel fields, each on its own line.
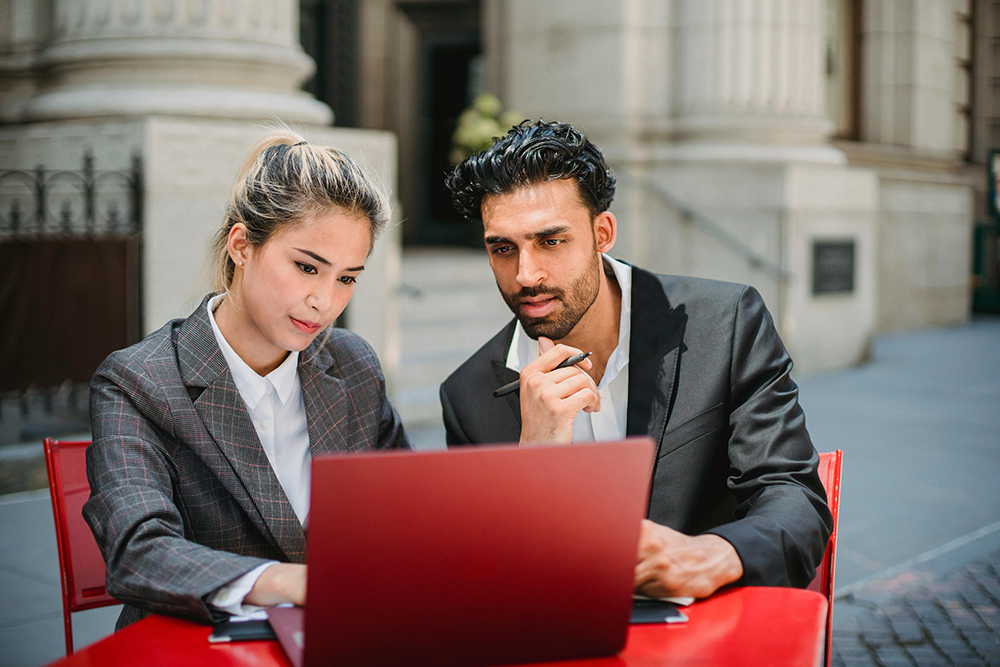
left=260, top=421, right=269, bottom=430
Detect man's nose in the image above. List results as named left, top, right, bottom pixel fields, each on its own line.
left=516, top=249, right=545, bottom=286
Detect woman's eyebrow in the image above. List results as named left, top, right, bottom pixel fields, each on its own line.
left=294, top=248, right=331, bottom=266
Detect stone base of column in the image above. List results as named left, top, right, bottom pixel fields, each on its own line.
left=611, top=154, right=878, bottom=374
left=0, top=117, right=400, bottom=387
left=8, top=86, right=333, bottom=125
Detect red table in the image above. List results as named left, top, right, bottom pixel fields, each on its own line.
left=47, top=587, right=827, bottom=667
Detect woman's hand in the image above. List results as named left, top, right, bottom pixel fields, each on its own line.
left=245, top=563, right=307, bottom=607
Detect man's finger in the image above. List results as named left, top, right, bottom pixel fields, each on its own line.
left=538, top=336, right=554, bottom=354
left=527, top=343, right=586, bottom=373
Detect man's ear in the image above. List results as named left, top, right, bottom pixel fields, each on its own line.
left=594, top=211, right=617, bottom=254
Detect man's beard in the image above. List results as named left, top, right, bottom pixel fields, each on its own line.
left=499, top=259, right=601, bottom=341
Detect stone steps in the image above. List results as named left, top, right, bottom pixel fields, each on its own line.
left=392, top=248, right=511, bottom=430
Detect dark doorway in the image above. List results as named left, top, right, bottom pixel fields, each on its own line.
left=402, top=2, right=484, bottom=247
left=300, top=0, right=360, bottom=128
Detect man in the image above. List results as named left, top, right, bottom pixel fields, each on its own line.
left=440, top=120, right=832, bottom=600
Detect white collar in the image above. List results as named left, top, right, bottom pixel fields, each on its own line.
left=206, top=294, right=300, bottom=409
left=505, top=255, right=632, bottom=388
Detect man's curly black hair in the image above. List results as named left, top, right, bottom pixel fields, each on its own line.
left=445, top=119, right=616, bottom=222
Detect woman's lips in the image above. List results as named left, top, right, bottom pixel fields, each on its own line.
left=290, top=317, right=321, bottom=334
left=519, top=296, right=556, bottom=318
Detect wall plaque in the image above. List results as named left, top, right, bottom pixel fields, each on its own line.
left=813, top=240, right=855, bottom=295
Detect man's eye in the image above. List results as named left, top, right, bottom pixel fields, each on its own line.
left=492, top=245, right=513, bottom=255
left=296, top=262, right=317, bottom=275
left=543, top=239, right=562, bottom=247
left=340, top=275, right=358, bottom=285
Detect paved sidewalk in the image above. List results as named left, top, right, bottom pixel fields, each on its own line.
left=832, top=549, right=1000, bottom=666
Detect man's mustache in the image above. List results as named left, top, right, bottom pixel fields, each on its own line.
left=515, top=285, right=564, bottom=299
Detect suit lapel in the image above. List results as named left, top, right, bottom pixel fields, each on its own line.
left=487, top=321, right=523, bottom=443
left=491, top=359, right=522, bottom=429
left=176, top=297, right=306, bottom=562
left=298, top=342, right=353, bottom=456
left=626, top=269, right=686, bottom=457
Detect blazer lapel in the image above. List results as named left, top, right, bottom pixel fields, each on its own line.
left=488, top=321, right=523, bottom=443
left=176, top=298, right=306, bottom=562
left=297, top=341, right=353, bottom=456
left=626, top=269, right=686, bottom=457
left=491, top=359, right=522, bottom=432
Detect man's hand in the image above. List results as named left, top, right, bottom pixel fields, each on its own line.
left=634, top=520, right=743, bottom=599
left=245, top=563, right=307, bottom=607
left=519, top=337, right=600, bottom=444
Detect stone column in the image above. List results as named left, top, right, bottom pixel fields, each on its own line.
left=6, top=0, right=331, bottom=124
left=860, top=0, right=959, bottom=155
left=671, top=0, right=841, bottom=162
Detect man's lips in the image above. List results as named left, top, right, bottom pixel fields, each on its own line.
left=519, top=295, right=557, bottom=318
left=290, top=317, right=321, bottom=334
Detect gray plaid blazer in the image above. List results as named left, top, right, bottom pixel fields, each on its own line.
left=84, top=296, right=409, bottom=629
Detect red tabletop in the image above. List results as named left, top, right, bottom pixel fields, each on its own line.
left=47, top=587, right=827, bottom=667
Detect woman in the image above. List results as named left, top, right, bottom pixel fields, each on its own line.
left=84, top=131, right=409, bottom=630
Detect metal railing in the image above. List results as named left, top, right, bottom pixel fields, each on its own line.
left=0, top=152, right=142, bottom=239
left=619, top=170, right=791, bottom=283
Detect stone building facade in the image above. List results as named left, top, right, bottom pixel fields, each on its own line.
left=1, top=0, right=997, bottom=435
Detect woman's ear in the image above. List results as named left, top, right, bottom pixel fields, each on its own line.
left=594, top=211, right=617, bottom=254
left=227, top=223, right=251, bottom=267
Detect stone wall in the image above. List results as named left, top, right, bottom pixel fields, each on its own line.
left=0, top=118, right=401, bottom=386
left=876, top=176, right=973, bottom=331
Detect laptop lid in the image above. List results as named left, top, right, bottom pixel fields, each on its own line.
left=299, top=438, right=654, bottom=667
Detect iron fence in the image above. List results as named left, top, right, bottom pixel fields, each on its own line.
left=0, top=152, right=143, bottom=444
left=0, top=151, right=142, bottom=239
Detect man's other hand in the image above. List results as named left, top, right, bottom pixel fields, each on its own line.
left=519, top=337, right=600, bottom=444
left=634, top=520, right=743, bottom=599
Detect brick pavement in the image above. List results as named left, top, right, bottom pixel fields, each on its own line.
left=832, top=549, right=1000, bottom=666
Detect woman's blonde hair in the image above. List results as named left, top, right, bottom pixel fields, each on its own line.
left=210, top=129, right=390, bottom=293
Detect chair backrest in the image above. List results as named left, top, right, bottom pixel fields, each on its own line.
left=807, top=450, right=843, bottom=667
left=43, top=438, right=119, bottom=653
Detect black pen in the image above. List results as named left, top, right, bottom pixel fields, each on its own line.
left=493, top=351, right=593, bottom=398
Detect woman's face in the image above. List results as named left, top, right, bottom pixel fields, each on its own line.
left=224, top=209, right=372, bottom=374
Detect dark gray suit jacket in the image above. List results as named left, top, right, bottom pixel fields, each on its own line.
left=85, top=297, right=409, bottom=629
left=440, top=267, right=832, bottom=589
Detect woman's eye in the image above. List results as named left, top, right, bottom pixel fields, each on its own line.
left=296, top=262, right=317, bottom=275
left=340, top=275, right=357, bottom=285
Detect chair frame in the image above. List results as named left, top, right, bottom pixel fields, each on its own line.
left=807, top=450, right=843, bottom=667
left=43, top=438, right=120, bottom=654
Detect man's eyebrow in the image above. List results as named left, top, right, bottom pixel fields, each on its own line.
left=527, top=225, right=571, bottom=240
left=484, top=226, right=571, bottom=245
left=294, top=248, right=331, bottom=266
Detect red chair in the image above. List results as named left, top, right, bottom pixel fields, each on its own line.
left=43, top=438, right=120, bottom=654
left=807, top=450, right=843, bottom=667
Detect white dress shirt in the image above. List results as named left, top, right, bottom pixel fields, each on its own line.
left=204, top=294, right=312, bottom=616
left=505, top=255, right=632, bottom=442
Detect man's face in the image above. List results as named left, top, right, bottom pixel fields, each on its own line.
left=482, top=179, right=603, bottom=341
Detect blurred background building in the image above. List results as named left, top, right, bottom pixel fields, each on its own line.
left=1, top=0, right=998, bottom=442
